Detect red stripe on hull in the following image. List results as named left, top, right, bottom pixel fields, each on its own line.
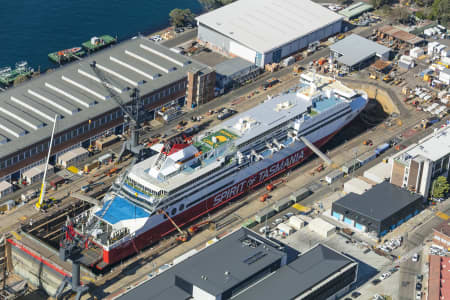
left=102, top=129, right=339, bottom=266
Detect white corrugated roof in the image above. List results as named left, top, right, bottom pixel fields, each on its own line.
left=0, top=181, right=12, bottom=192
left=403, top=126, right=450, bottom=161
left=196, top=0, right=343, bottom=53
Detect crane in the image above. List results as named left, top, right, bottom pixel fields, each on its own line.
left=89, top=61, right=144, bottom=161
left=55, top=218, right=89, bottom=300
left=157, top=209, right=188, bottom=242
left=36, top=114, right=58, bottom=210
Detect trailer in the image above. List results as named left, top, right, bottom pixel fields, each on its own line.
left=50, top=176, right=65, bottom=188
left=374, top=143, right=390, bottom=156
left=272, top=197, right=294, bottom=212
left=290, top=187, right=312, bottom=202
left=255, top=207, right=276, bottom=223
left=325, top=169, right=344, bottom=184
left=357, top=151, right=377, bottom=166
left=341, top=160, right=361, bottom=174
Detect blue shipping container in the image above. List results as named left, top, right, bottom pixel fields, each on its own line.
left=375, top=143, right=390, bottom=156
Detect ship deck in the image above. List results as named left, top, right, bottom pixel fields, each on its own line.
left=95, top=195, right=150, bottom=225
left=82, top=35, right=117, bottom=50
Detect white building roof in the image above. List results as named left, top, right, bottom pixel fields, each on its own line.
left=196, top=0, right=343, bottom=53
left=58, top=147, right=88, bottom=162
left=397, top=126, right=450, bottom=162
left=23, top=163, right=54, bottom=179
left=0, top=180, right=12, bottom=192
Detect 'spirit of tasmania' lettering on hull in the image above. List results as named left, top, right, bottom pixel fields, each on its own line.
left=99, top=129, right=338, bottom=266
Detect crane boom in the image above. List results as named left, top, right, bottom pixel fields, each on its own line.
left=89, top=61, right=138, bottom=124
left=36, top=114, right=58, bottom=209
left=158, top=209, right=186, bottom=237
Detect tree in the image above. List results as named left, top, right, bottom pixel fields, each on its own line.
left=432, top=176, right=450, bottom=199
left=169, top=8, right=195, bottom=27
left=393, top=7, right=410, bottom=23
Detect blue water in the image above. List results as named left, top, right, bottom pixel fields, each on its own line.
left=0, top=0, right=203, bottom=71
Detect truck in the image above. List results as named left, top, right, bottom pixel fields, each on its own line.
left=421, top=116, right=440, bottom=129
left=50, top=176, right=66, bottom=189
left=217, top=108, right=236, bottom=120
left=84, top=160, right=100, bottom=173
left=21, top=189, right=38, bottom=202
left=374, top=143, right=390, bottom=156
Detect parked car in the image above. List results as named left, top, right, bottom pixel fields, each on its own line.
left=412, top=253, right=419, bottom=262
left=259, top=226, right=270, bottom=234
left=416, top=282, right=422, bottom=291
left=351, top=291, right=361, bottom=298
left=272, top=218, right=283, bottom=226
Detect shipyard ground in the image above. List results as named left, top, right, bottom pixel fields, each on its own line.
left=0, top=23, right=442, bottom=300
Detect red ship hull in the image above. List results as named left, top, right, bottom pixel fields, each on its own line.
left=100, top=129, right=339, bottom=266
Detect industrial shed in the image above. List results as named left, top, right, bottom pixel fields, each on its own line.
left=332, top=182, right=423, bottom=236
left=57, top=147, right=89, bottom=168
left=308, top=218, right=336, bottom=238
left=196, top=0, right=343, bottom=67
left=22, top=163, right=54, bottom=185
left=339, top=2, right=374, bottom=20
left=215, top=57, right=260, bottom=91
left=0, top=181, right=13, bottom=198
left=331, top=34, right=391, bottom=71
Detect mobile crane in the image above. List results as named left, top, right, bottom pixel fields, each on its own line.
left=89, top=61, right=146, bottom=162
left=36, top=114, right=58, bottom=210
left=157, top=209, right=188, bottom=242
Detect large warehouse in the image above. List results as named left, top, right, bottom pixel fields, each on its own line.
left=114, top=228, right=358, bottom=300
left=196, top=0, right=343, bottom=67
left=332, top=182, right=423, bottom=237
left=0, top=37, right=214, bottom=182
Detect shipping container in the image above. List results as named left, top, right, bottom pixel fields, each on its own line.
left=255, top=207, right=276, bottom=223
left=95, top=135, right=119, bottom=151
left=272, top=197, right=294, bottom=212
left=50, top=176, right=65, bottom=188
left=84, top=161, right=100, bottom=173
left=325, top=169, right=344, bottom=184
left=374, top=143, right=390, bottom=156
left=357, top=151, right=377, bottom=166
left=290, top=187, right=312, bottom=202
left=288, top=216, right=306, bottom=230
left=21, top=189, right=38, bottom=202
left=98, top=153, right=113, bottom=165
left=277, top=223, right=294, bottom=235
left=341, top=160, right=361, bottom=174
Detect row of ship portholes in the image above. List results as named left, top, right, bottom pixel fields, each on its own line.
left=162, top=203, right=185, bottom=219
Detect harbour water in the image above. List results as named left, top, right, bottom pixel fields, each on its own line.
left=0, top=0, right=203, bottom=71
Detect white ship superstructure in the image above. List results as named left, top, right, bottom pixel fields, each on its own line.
left=74, top=72, right=368, bottom=268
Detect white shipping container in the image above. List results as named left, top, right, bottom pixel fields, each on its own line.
left=288, top=216, right=306, bottom=230
left=98, top=153, right=112, bottom=165
left=277, top=223, right=294, bottom=235
left=325, top=170, right=344, bottom=184
left=410, top=47, right=424, bottom=58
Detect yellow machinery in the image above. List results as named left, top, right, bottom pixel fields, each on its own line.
left=36, top=115, right=58, bottom=210
left=369, top=73, right=377, bottom=80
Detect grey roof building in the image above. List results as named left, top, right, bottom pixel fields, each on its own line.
left=196, top=0, right=343, bottom=67
left=330, top=34, right=391, bottom=70
left=214, top=57, right=260, bottom=90
left=113, top=228, right=357, bottom=300
left=339, top=2, right=374, bottom=20
left=0, top=37, right=214, bottom=181
left=332, top=182, right=423, bottom=236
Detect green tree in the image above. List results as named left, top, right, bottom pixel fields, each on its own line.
left=432, top=176, right=450, bottom=199
left=169, top=8, right=195, bottom=27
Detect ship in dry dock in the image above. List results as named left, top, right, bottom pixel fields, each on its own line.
left=73, top=72, right=368, bottom=269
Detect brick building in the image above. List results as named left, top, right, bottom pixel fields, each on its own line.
left=390, top=126, right=450, bottom=199
left=0, top=37, right=214, bottom=181
left=432, top=220, right=450, bottom=249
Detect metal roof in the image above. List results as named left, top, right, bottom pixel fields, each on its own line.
left=331, top=34, right=391, bottom=67
left=378, top=25, right=425, bottom=45
left=333, top=182, right=422, bottom=221
left=114, top=228, right=286, bottom=299
left=338, top=2, right=373, bottom=19
left=215, top=57, right=256, bottom=77
left=395, top=125, right=450, bottom=162
left=233, top=244, right=356, bottom=300
left=196, top=0, right=343, bottom=53
left=0, top=37, right=209, bottom=159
